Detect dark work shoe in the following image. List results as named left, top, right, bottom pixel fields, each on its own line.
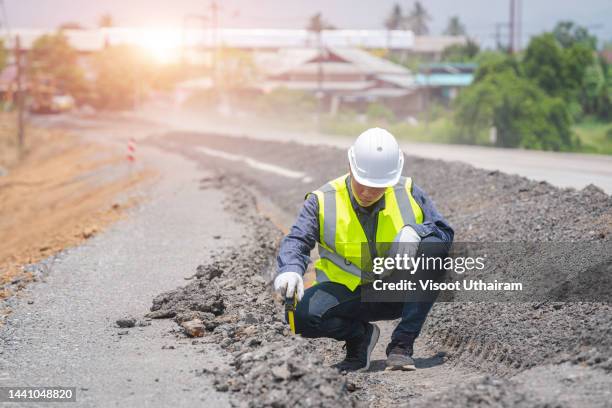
left=385, top=336, right=416, bottom=371
left=335, top=323, right=380, bottom=372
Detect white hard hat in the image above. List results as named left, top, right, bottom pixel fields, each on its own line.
left=348, top=128, right=404, bottom=188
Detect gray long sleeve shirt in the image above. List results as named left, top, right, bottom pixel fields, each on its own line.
left=277, top=175, right=454, bottom=275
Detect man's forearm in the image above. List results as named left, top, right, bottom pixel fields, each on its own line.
left=276, top=194, right=320, bottom=276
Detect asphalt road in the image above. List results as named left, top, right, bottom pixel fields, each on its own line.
left=135, top=105, right=612, bottom=194
left=0, top=132, right=240, bottom=407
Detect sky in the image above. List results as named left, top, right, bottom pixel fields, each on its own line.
left=4, top=0, right=612, bottom=48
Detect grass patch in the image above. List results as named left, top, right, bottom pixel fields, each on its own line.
left=322, top=113, right=459, bottom=145
left=573, top=118, right=612, bottom=155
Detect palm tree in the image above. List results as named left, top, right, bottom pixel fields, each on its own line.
left=306, top=12, right=335, bottom=33
left=444, top=16, right=466, bottom=36
left=384, top=4, right=404, bottom=50
left=306, top=12, right=334, bottom=129
left=407, top=1, right=431, bottom=36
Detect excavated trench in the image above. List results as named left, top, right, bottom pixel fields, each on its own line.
left=146, top=132, right=612, bottom=407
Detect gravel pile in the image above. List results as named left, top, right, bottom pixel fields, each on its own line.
left=410, top=363, right=612, bottom=408
left=147, top=175, right=356, bottom=407
left=148, top=132, right=612, bottom=406
left=213, top=339, right=356, bottom=407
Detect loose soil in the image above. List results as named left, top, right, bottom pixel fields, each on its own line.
left=147, top=131, right=612, bottom=407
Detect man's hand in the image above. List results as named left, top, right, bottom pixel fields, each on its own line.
left=392, top=225, right=422, bottom=259
left=274, top=272, right=304, bottom=301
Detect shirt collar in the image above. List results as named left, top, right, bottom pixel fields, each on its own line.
left=346, top=175, right=386, bottom=214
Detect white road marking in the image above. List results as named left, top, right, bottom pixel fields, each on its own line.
left=197, top=146, right=313, bottom=183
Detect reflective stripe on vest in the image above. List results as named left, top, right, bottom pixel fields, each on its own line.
left=310, top=174, right=423, bottom=291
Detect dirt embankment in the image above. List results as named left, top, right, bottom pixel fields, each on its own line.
left=147, top=131, right=612, bottom=407
left=0, top=115, right=153, bottom=303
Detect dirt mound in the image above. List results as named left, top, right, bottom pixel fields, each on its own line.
left=148, top=132, right=612, bottom=406
left=214, top=339, right=355, bottom=407
left=0, top=125, right=152, bottom=305
left=147, top=175, right=356, bottom=407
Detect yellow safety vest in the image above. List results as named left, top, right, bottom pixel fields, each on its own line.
left=309, top=174, right=424, bottom=291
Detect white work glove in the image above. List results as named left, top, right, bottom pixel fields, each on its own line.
left=378, top=226, right=422, bottom=278
left=274, top=272, right=304, bottom=301
left=397, top=225, right=421, bottom=256
left=390, top=225, right=422, bottom=259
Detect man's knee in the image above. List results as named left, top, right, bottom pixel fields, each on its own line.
left=294, top=299, right=320, bottom=335
left=293, top=283, right=343, bottom=337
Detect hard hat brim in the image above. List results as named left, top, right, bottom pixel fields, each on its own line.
left=348, top=148, right=404, bottom=188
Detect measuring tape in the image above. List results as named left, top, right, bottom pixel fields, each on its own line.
left=285, top=295, right=297, bottom=334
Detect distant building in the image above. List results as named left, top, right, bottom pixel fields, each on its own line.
left=409, top=36, right=469, bottom=60
left=255, top=47, right=420, bottom=114
left=2, top=28, right=468, bottom=56
left=4, top=27, right=473, bottom=114
left=1, top=28, right=414, bottom=53
left=414, top=63, right=476, bottom=107
left=600, top=50, right=612, bottom=65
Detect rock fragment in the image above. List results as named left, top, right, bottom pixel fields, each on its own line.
left=116, top=317, right=136, bottom=328
left=181, top=319, right=205, bottom=337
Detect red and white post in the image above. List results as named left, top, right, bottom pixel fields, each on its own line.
left=127, top=138, right=136, bottom=163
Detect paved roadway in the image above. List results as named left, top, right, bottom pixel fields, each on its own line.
left=0, top=120, right=238, bottom=407
left=133, top=106, right=612, bottom=194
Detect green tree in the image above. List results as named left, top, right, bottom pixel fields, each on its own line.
left=407, top=1, right=430, bottom=36
left=601, top=59, right=612, bottom=120
left=454, top=56, right=574, bottom=150
left=0, top=39, right=7, bottom=71
left=580, top=55, right=612, bottom=120
left=443, top=16, right=466, bottom=36
left=384, top=4, right=404, bottom=50
left=473, top=51, right=521, bottom=81
left=580, top=58, right=605, bottom=113
left=523, top=33, right=593, bottom=102
left=28, top=31, right=87, bottom=101
left=441, top=39, right=479, bottom=62
left=91, top=45, right=153, bottom=110
left=553, top=21, right=597, bottom=50
left=385, top=4, right=404, bottom=31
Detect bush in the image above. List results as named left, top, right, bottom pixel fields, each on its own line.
left=250, top=88, right=317, bottom=116
left=453, top=55, right=575, bottom=151
left=366, top=102, right=395, bottom=123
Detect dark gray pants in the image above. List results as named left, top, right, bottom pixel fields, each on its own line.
left=294, top=237, right=448, bottom=343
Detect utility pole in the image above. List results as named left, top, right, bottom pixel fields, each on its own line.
left=494, top=23, right=506, bottom=51
left=424, top=64, right=430, bottom=130
left=316, top=29, right=323, bottom=132
left=508, top=0, right=516, bottom=54
left=516, top=0, right=522, bottom=52
left=182, top=14, right=209, bottom=71
left=210, top=0, right=219, bottom=87
left=15, top=35, right=25, bottom=155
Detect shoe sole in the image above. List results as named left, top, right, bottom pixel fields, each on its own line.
left=358, top=323, right=380, bottom=372
left=385, top=363, right=416, bottom=371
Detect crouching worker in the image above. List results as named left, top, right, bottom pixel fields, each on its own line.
left=274, top=128, right=454, bottom=372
